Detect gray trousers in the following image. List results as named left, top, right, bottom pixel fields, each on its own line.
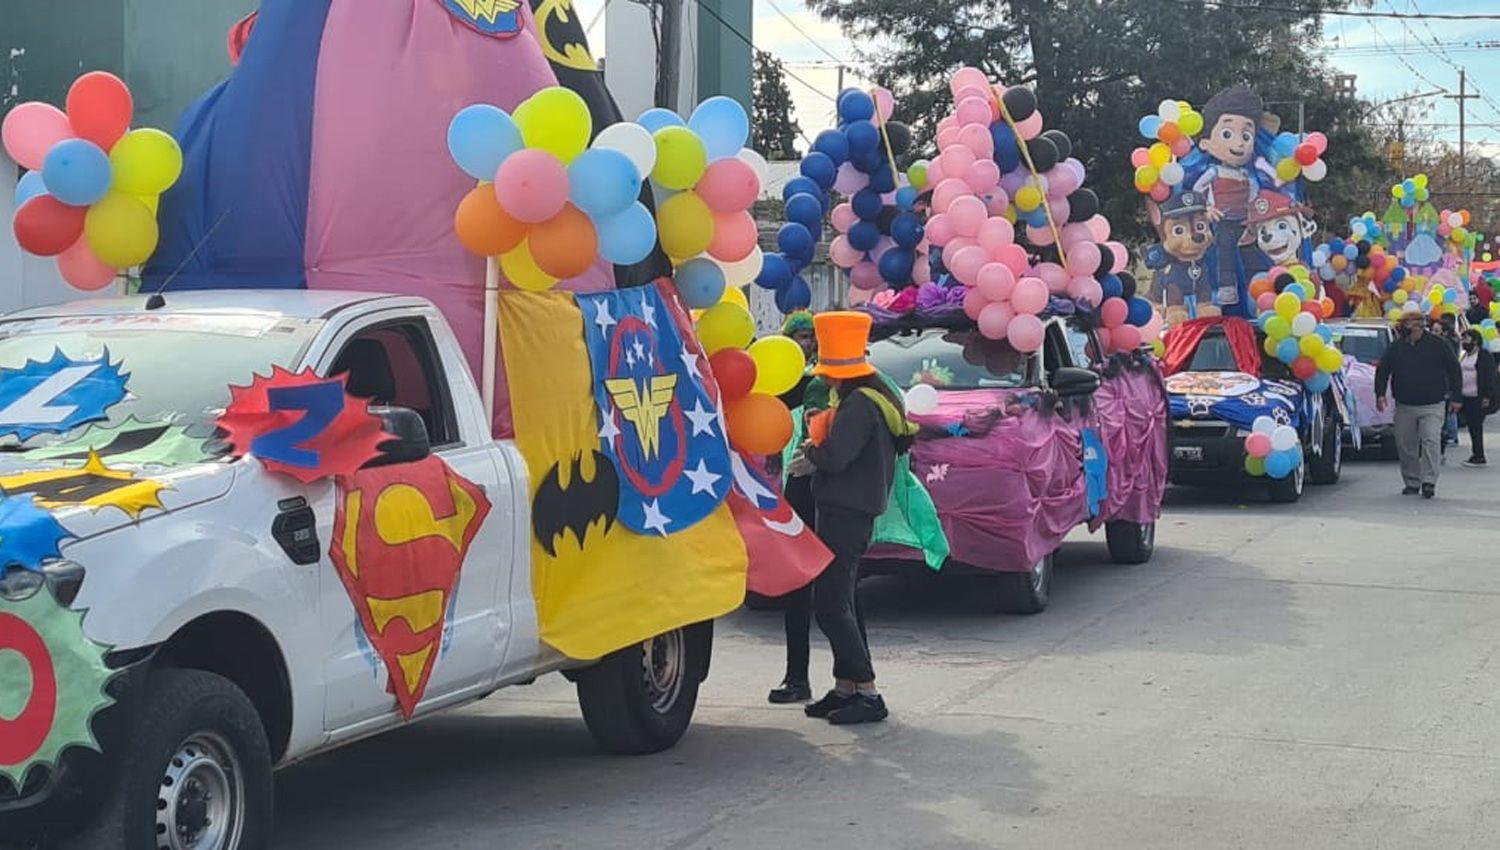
left=1394, top=402, right=1445, bottom=487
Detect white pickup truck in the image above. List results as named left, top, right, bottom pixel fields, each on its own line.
left=0, top=290, right=713, bottom=849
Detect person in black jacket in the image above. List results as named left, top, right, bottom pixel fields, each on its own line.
left=1375, top=312, right=1462, bottom=496
left=768, top=311, right=820, bottom=705
left=1456, top=328, right=1497, bottom=467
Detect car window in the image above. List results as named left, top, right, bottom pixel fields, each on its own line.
left=1042, top=321, right=1074, bottom=384
left=1186, top=334, right=1238, bottom=371
left=329, top=319, right=459, bottom=447
left=1063, top=321, right=1100, bottom=367
left=1336, top=326, right=1389, bottom=364
left=869, top=329, right=1034, bottom=390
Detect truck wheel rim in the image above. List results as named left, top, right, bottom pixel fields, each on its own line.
left=642, top=631, right=685, bottom=714
left=156, top=731, right=244, bottom=850
left=1139, top=523, right=1155, bottom=550
left=1030, top=555, right=1048, bottom=591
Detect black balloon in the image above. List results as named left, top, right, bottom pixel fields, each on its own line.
left=1356, top=255, right=1372, bottom=269
left=1002, top=87, right=1037, bottom=122
left=1041, top=129, right=1072, bottom=161
left=876, top=206, right=899, bottom=234
left=1118, top=271, right=1138, bottom=300
left=1274, top=273, right=1295, bottom=292
left=885, top=121, right=913, bottom=156
left=1357, top=239, right=1371, bottom=254
left=1067, top=188, right=1098, bottom=222
left=1028, top=137, right=1059, bottom=173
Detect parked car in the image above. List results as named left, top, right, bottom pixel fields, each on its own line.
left=865, top=316, right=1169, bottom=613
left=1165, top=318, right=1350, bottom=503
left=1328, top=318, right=1396, bottom=455
left=0, top=291, right=712, bottom=848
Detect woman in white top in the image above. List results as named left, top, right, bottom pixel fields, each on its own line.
left=1457, top=328, right=1497, bottom=467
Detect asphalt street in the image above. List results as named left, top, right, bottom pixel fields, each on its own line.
left=273, top=440, right=1500, bottom=849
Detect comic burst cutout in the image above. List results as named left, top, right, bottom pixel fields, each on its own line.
left=0, top=495, right=72, bottom=572
left=0, top=349, right=129, bottom=442
left=0, top=586, right=115, bottom=786
left=0, top=451, right=168, bottom=520
left=217, top=367, right=387, bottom=484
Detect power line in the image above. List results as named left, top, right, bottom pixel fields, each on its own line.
left=1180, top=0, right=1500, bottom=20
left=760, top=0, right=850, bottom=64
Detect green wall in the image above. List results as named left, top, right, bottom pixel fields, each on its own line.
left=696, top=0, right=751, bottom=110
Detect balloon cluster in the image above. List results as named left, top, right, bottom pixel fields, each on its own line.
left=1390, top=173, right=1431, bottom=208
left=1476, top=316, right=1500, bottom=354
left=694, top=302, right=805, bottom=454
left=1437, top=208, right=1476, bottom=248
left=1243, top=415, right=1302, bottom=480
left=919, top=67, right=1156, bottom=354
left=1383, top=277, right=1460, bottom=322
left=1311, top=237, right=1404, bottom=296
left=3, top=71, right=183, bottom=290
left=1347, top=212, right=1384, bottom=245
left=1254, top=283, right=1344, bottom=391
left=1130, top=99, right=1203, bottom=198
left=1269, top=131, right=1329, bottom=183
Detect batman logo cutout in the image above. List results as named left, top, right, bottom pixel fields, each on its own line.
left=532, top=0, right=599, bottom=71
left=0, top=349, right=129, bottom=442
left=531, top=450, right=620, bottom=557
left=0, top=451, right=167, bottom=520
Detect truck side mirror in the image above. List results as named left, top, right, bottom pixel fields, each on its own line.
left=1052, top=366, right=1101, bottom=398
left=366, top=405, right=431, bottom=467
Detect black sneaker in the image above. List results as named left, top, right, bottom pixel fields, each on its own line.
left=804, top=690, right=856, bottom=718
left=1422, top=484, right=1436, bottom=499
left=1463, top=456, right=1487, bottom=468
left=828, top=693, right=889, bottom=725
left=768, top=680, right=812, bottom=704
left=1402, top=486, right=1420, bottom=495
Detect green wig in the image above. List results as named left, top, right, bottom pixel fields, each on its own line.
left=781, top=310, right=815, bottom=337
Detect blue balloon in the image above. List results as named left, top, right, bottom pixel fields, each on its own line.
left=895, top=186, right=918, bottom=211
left=1265, top=450, right=1293, bottom=479
left=1138, top=115, right=1162, bottom=139
left=1126, top=296, right=1153, bottom=327
left=1276, top=337, right=1300, bottom=364
left=675, top=257, right=727, bottom=309
left=638, top=107, right=686, bottom=133
left=688, top=95, right=749, bottom=160
left=1329, top=237, right=1345, bottom=252
left=1391, top=267, right=1407, bottom=283
left=891, top=212, right=923, bottom=248
left=868, top=165, right=896, bottom=194
left=596, top=202, right=657, bottom=265
left=845, top=119, right=880, bottom=155
left=785, top=193, right=822, bottom=231
left=850, top=148, right=884, bottom=175
left=1402, top=178, right=1416, bottom=195
left=42, top=139, right=111, bottom=207
left=1315, top=324, right=1333, bottom=343
left=776, top=276, right=812, bottom=312
left=848, top=220, right=880, bottom=251
left=1383, top=279, right=1398, bottom=294
left=567, top=148, right=642, bottom=218
left=851, top=188, right=883, bottom=221
left=1444, top=288, right=1456, bottom=303
left=837, top=89, right=875, bottom=123
left=778, top=222, right=815, bottom=263
left=1258, top=311, right=1276, bottom=331
left=812, top=130, right=850, bottom=165
left=447, top=104, right=524, bottom=181
left=13, top=170, right=46, bottom=208
left=1101, top=274, right=1123, bottom=300
left=1284, top=283, right=1307, bottom=301
left=782, top=176, right=821, bottom=203
left=1274, top=133, right=1298, bottom=157
left=1305, top=371, right=1331, bottom=393
left=1343, top=245, right=1358, bottom=260
left=756, top=252, right=793, bottom=290
left=800, top=151, right=837, bottom=191
left=992, top=125, right=1022, bottom=171
left=878, top=247, right=915, bottom=283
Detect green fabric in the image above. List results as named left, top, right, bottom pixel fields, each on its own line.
left=25, top=419, right=211, bottom=466
left=851, top=387, right=920, bottom=440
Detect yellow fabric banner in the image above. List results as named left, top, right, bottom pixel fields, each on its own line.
left=498, top=290, right=747, bottom=660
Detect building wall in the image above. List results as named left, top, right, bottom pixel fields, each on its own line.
left=695, top=0, right=750, bottom=111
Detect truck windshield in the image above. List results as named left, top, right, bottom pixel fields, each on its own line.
left=869, top=328, right=1033, bottom=389
left=0, top=313, right=324, bottom=450
left=1336, top=326, right=1389, bottom=365
left=1186, top=334, right=1238, bottom=371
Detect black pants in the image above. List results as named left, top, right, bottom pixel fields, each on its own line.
left=1461, top=396, right=1487, bottom=460
left=811, top=504, right=876, bottom=683
left=782, top=475, right=870, bottom=684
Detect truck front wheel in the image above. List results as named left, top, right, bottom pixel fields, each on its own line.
left=1106, top=520, right=1156, bottom=564
left=575, top=625, right=708, bottom=754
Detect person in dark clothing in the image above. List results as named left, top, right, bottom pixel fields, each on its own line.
left=786, top=311, right=915, bottom=725
left=1376, top=312, right=1462, bottom=496
left=1435, top=315, right=1462, bottom=453
left=1457, top=328, right=1497, bottom=467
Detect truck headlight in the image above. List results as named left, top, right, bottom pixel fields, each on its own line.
left=0, top=560, right=86, bottom=605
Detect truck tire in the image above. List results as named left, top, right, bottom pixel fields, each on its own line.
left=1105, top=520, right=1155, bottom=564
left=1308, top=420, right=1343, bottom=484
left=72, top=668, right=273, bottom=850
left=575, top=626, right=707, bottom=755
left=993, top=552, right=1053, bottom=614
left=1266, top=461, right=1305, bottom=503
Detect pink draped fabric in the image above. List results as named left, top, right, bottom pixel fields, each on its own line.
left=1089, top=365, right=1169, bottom=530
left=304, top=2, right=612, bottom=437
left=1344, top=360, right=1392, bottom=429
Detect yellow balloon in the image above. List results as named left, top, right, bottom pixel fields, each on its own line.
left=84, top=191, right=158, bottom=267
left=1298, top=334, right=1324, bottom=357
left=1150, top=338, right=1165, bottom=357
left=1315, top=347, right=1343, bottom=372
left=1263, top=336, right=1279, bottom=357
left=1387, top=308, right=1403, bottom=322
left=1392, top=288, right=1408, bottom=305
left=1148, top=142, right=1172, bottom=167
left=1264, top=315, right=1291, bottom=340
left=719, top=285, right=749, bottom=310
left=748, top=335, right=806, bottom=395
left=1274, top=291, right=1300, bottom=319
left=514, top=86, right=591, bottom=163
left=651, top=126, right=708, bottom=190
left=695, top=302, right=755, bottom=355
left=1015, top=185, right=1042, bottom=211
left=657, top=191, right=713, bottom=259
left=499, top=241, right=559, bottom=291
left=1179, top=111, right=1203, bottom=136
left=109, top=128, right=183, bottom=196
left=1275, top=157, right=1300, bottom=181
left=135, top=193, right=159, bottom=214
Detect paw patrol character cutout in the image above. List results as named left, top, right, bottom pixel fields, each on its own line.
left=1146, top=191, right=1217, bottom=319
left=1191, top=86, right=1273, bottom=313
left=1243, top=190, right=1317, bottom=284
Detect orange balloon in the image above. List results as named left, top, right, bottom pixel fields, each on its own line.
left=725, top=393, right=793, bottom=455
left=529, top=203, right=598, bottom=279
left=454, top=185, right=527, bottom=256
left=1461, top=210, right=1471, bottom=225
left=1158, top=122, right=1183, bottom=144
left=1320, top=296, right=1334, bottom=317
left=1249, top=277, right=1274, bottom=299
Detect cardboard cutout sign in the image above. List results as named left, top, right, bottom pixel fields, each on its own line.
left=0, top=349, right=129, bottom=442
left=0, top=495, right=72, bottom=572
left=0, top=450, right=167, bottom=519
left=218, top=367, right=387, bottom=483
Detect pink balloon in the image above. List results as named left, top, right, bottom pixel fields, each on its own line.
left=976, top=263, right=1015, bottom=301
left=1130, top=147, right=1151, bottom=168
left=937, top=115, right=959, bottom=135
left=1027, top=225, right=1056, bottom=246
left=870, top=236, right=894, bottom=262
left=850, top=260, right=883, bottom=290
left=495, top=149, right=568, bottom=222
left=1086, top=214, right=1111, bottom=242
left=1100, top=297, right=1128, bottom=328
left=957, top=123, right=995, bottom=159
left=949, top=245, right=988, bottom=285
left=1105, top=241, right=1129, bottom=273
left=873, top=86, right=895, bottom=122
left=1011, top=277, right=1049, bottom=314
left=1060, top=222, right=1092, bottom=247
left=932, top=178, right=971, bottom=215
left=985, top=191, right=1011, bottom=215
left=829, top=235, right=863, bottom=267
left=945, top=236, right=978, bottom=255
left=833, top=161, right=870, bottom=195
left=950, top=67, right=990, bottom=97
left=1066, top=241, right=1102, bottom=277
left=1007, top=313, right=1045, bottom=352
left=938, top=145, right=976, bottom=179
left=954, top=85, right=991, bottom=105
left=965, top=159, right=1000, bottom=194
left=696, top=157, right=761, bottom=213
left=56, top=235, right=116, bottom=291
left=925, top=213, right=956, bottom=246
left=1112, top=325, right=1142, bottom=351
left=995, top=243, right=1030, bottom=276
left=1035, top=262, right=1069, bottom=293
left=936, top=126, right=961, bottom=151
left=925, top=158, right=946, bottom=186
left=831, top=202, right=857, bottom=233
left=1256, top=291, right=1276, bottom=312
left=1, top=102, right=74, bottom=171
left=1048, top=197, right=1071, bottom=224
left=1015, top=112, right=1044, bottom=139
left=1245, top=432, right=1272, bottom=458
left=1068, top=276, right=1103, bottom=307
left=1142, top=309, right=1165, bottom=343
left=955, top=96, right=992, bottom=128
left=846, top=285, right=874, bottom=306
left=912, top=258, right=932, bottom=284
left=1046, top=166, right=1080, bottom=199
left=977, top=217, right=1015, bottom=255
left=978, top=302, right=1015, bottom=340
left=1064, top=158, right=1087, bottom=185
left=963, top=285, right=989, bottom=320
left=948, top=196, right=987, bottom=238
left=707, top=210, right=758, bottom=262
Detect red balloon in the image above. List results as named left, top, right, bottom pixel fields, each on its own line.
left=1291, top=355, right=1317, bottom=380
left=65, top=71, right=133, bottom=150
left=1294, top=142, right=1319, bottom=166
left=709, top=348, right=756, bottom=401
left=13, top=195, right=86, bottom=257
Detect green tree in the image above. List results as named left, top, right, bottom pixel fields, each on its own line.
left=751, top=50, right=802, bottom=160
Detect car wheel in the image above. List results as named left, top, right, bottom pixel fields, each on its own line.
left=994, top=552, right=1052, bottom=614
left=1105, top=520, right=1155, bottom=564
left=75, top=668, right=273, bottom=850
left=1267, top=460, right=1305, bottom=503
left=1308, top=420, right=1343, bottom=484
left=575, top=625, right=708, bottom=754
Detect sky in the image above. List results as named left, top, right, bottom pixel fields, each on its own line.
left=571, top=0, right=1500, bottom=157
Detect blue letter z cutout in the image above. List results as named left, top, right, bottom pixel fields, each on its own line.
left=0, top=349, right=129, bottom=442
left=252, top=381, right=344, bottom=469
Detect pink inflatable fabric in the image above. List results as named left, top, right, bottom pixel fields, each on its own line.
left=1343, top=359, right=1393, bottom=429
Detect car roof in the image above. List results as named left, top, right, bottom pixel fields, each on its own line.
left=3, top=290, right=417, bottom=322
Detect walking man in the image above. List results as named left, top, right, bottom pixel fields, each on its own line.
left=1376, top=312, right=1462, bottom=497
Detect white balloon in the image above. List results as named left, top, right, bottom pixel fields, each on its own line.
left=716, top=245, right=764, bottom=287
left=1252, top=415, right=1277, bottom=435
left=1402, top=301, right=1421, bottom=314
left=1159, top=162, right=1185, bottom=186
left=1290, top=312, right=1317, bottom=337
left=1158, top=99, right=1181, bottom=122
left=1271, top=425, right=1298, bottom=452
left=736, top=147, right=770, bottom=189
left=1303, top=158, right=1327, bottom=182
left=1448, top=212, right=1464, bottom=228
left=593, top=122, right=656, bottom=180
left=905, top=382, right=941, bottom=415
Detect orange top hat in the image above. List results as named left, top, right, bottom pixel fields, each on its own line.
left=812, top=311, right=876, bottom=379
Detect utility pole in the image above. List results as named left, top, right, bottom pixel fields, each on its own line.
left=655, top=0, right=683, bottom=109
left=1446, top=68, right=1478, bottom=184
